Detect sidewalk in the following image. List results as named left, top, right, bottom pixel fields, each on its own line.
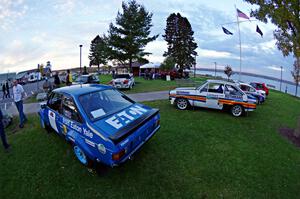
left=5, top=90, right=169, bottom=116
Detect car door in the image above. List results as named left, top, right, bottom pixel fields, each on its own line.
left=194, top=83, right=208, bottom=108
left=206, top=83, right=224, bottom=109
left=57, top=94, right=83, bottom=136
left=46, top=92, right=63, bottom=133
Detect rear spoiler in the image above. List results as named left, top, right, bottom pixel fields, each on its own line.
left=109, top=108, right=159, bottom=144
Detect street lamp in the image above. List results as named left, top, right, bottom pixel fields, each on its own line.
left=214, top=62, right=217, bottom=78
left=280, top=66, right=283, bottom=92
left=79, top=44, right=83, bottom=74
left=194, top=54, right=197, bottom=78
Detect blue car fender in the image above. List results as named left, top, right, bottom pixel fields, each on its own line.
left=39, top=109, right=49, bottom=127
left=65, top=129, right=96, bottom=161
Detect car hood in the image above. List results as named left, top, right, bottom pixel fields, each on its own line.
left=91, top=103, right=158, bottom=142
left=175, top=87, right=196, bottom=90
left=113, top=78, right=128, bottom=82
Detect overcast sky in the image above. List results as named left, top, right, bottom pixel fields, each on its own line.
left=0, top=0, right=295, bottom=81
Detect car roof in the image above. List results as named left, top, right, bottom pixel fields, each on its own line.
left=206, top=79, right=236, bottom=86
left=53, top=84, right=112, bottom=97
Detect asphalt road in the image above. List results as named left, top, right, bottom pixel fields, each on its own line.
left=5, top=90, right=169, bottom=116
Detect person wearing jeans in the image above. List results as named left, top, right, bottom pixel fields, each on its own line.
left=0, top=109, right=10, bottom=151
left=12, top=80, right=27, bottom=128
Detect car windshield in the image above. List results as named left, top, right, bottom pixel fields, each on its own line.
left=196, top=81, right=207, bottom=89
left=76, top=76, right=88, bottom=82
left=115, top=74, right=130, bottom=79
left=78, top=89, right=134, bottom=120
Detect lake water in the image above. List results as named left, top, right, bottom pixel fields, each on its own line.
left=196, top=69, right=300, bottom=98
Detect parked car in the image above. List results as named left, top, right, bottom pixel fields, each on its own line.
left=250, top=82, right=269, bottom=96
left=109, top=74, right=135, bottom=89
left=74, top=74, right=100, bottom=84
left=28, top=73, right=38, bottom=83
left=38, top=84, right=160, bottom=167
left=169, top=79, right=257, bottom=117
left=238, top=82, right=266, bottom=104
left=2, top=109, right=13, bottom=128
left=59, top=72, right=78, bottom=83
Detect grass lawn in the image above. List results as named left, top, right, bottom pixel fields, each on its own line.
left=1, top=91, right=300, bottom=198
left=99, top=74, right=207, bottom=94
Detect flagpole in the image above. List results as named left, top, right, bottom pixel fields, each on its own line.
left=235, top=5, right=242, bottom=81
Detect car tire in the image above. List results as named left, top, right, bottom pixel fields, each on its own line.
left=176, top=98, right=189, bottom=110
left=231, top=105, right=244, bottom=117
left=73, top=145, right=93, bottom=167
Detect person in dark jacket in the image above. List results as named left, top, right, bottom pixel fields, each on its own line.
left=0, top=109, right=10, bottom=152
left=2, top=84, right=6, bottom=99
left=53, top=72, right=61, bottom=88
left=5, top=81, right=10, bottom=98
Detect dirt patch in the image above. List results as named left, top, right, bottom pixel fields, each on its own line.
left=279, top=118, right=300, bottom=148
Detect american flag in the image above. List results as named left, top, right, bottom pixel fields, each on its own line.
left=237, top=9, right=250, bottom=20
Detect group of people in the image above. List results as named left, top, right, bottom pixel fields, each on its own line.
left=0, top=69, right=75, bottom=152
left=1, top=79, right=27, bottom=152
left=2, top=81, right=10, bottom=99
left=144, top=69, right=156, bottom=80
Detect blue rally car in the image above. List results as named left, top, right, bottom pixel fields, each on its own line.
left=39, top=84, right=160, bottom=167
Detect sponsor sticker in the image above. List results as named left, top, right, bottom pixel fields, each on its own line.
left=105, top=105, right=148, bottom=129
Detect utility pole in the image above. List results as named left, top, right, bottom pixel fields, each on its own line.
left=280, top=66, right=283, bottom=92
left=79, top=44, right=83, bottom=74
left=214, top=62, right=217, bottom=78
left=194, top=54, right=197, bottom=78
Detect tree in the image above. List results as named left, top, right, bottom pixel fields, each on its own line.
left=160, top=56, right=176, bottom=71
left=163, top=13, right=197, bottom=69
left=224, top=65, right=233, bottom=80
left=291, top=59, right=300, bottom=96
left=89, top=35, right=110, bottom=72
left=244, top=0, right=300, bottom=92
left=108, top=0, right=158, bottom=72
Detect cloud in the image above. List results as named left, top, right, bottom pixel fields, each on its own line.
left=267, top=65, right=284, bottom=71
left=0, top=0, right=28, bottom=30
left=53, top=0, right=76, bottom=14
left=197, top=48, right=239, bottom=59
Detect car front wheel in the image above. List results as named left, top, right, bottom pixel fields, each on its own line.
left=176, top=98, right=189, bottom=110
left=231, top=105, right=244, bottom=117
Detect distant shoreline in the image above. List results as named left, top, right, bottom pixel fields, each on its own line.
left=196, top=68, right=296, bottom=85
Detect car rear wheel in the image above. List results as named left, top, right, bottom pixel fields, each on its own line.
left=231, top=105, right=244, bottom=117
left=176, top=98, right=189, bottom=110
left=73, top=145, right=93, bottom=167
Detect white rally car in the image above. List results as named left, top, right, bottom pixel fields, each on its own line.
left=110, top=74, right=135, bottom=89
left=169, top=79, right=257, bottom=117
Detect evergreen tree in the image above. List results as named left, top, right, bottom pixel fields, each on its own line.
left=89, top=35, right=110, bottom=72
left=163, top=13, right=197, bottom=69
left=160, top=56, right=176, bottom=71
left=108, top=0, right=158, bottom=72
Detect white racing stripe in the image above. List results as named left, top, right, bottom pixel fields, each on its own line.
left=48, top=110, right=58, bottom=132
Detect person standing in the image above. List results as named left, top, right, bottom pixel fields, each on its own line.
left=2, top=84, right=6, bottom=99
left=66, top=70, right=72, bottom=86
left=5, top=81, right=10, bottom=98
left=0, top=109, right=10, bottom=152
left=13, top=80, right=27, bottom=128
left=54, top=72, right=61, bottom=88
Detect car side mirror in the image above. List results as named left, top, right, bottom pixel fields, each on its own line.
left=41, top=103, right=47, bottom=109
